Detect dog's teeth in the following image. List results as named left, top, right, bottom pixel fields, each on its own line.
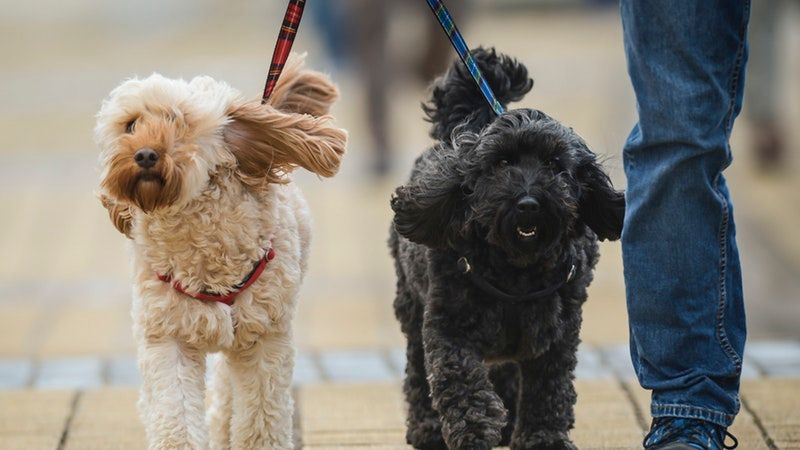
left=517, top=226, right=537, bottom=238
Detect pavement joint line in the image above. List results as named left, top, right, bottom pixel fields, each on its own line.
left=380, top=348, right=401, bottom=376
left=100, top=357, right=110, bottom=385
left=56, top=389, right=82, bottom=450
left=618, top=379, right=649, bottom=432
left=308, top=350, right=329, bottom=382
left=594, top=343, right=649, bottom=432
left=740, top=394, right=778, bottom=450
left=3, top=342, right=800, bottom=389
left=26, top=357, right=41, bottom=389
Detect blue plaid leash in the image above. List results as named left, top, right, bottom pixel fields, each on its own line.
left=425, top=0, right=505, bottom=115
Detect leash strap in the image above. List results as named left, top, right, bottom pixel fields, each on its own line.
left=457, top=255, right=576, bottom=303
left=262, top=0, right=307, bottom=103
left=425, top=0, right=505, bottom=115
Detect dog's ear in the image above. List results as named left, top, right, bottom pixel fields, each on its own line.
left=575, top=151, right=625, bottom=241
left=224, top=101, right=347, bottom=184
left=99, top=194, right=133, bottom=239
left=265, top=54, right=339, bottom=117
left=391, top=146, right=465, bottom=248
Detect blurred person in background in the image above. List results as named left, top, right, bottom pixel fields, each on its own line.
left=621, top=1, right=749, bottom=449
left=745, top=0, right=796, bottom=171
left=310, top=0, right=471, bottom=176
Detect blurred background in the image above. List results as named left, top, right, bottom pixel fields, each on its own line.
left=0, top=0, right=798, bottom=397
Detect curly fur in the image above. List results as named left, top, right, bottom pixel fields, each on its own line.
left=390, top=48, right=624, bottom=450
left=96, top=54, right=346, bottom=450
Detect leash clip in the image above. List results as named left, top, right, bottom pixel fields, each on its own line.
left=566, top=264, right=576, bottom=282
left=457, top=256, right=472, bottom=274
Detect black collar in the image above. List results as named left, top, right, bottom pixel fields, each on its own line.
left=456, top=254, right=575, bottom=303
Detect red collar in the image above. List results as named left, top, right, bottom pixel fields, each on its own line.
left=157, top=246, right=275, bottom=305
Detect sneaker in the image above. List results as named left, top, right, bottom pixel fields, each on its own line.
left=643, top=417, right=738, bottom=449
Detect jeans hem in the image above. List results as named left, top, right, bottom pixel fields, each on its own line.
left=651, top=403, right=736, bottom=428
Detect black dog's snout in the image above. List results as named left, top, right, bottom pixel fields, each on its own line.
left=134, top=148, right=159, bottom=169
left=516, top=196, right=540, bottom=214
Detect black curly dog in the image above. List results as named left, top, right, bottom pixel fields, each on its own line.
left=389, top=48, right=625, bottom=450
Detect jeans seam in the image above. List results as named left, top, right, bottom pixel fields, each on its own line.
left=714, top=1, right=749, bottom=381
left=651, top=403, right=736, bottom=427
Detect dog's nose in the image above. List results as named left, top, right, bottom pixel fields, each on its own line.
left=516, top=196, right=540, bottom=213
left=134, top=148, right=159, bottom=169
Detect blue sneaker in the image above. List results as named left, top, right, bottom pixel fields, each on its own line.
left=643, top=417, right=738, bottom=450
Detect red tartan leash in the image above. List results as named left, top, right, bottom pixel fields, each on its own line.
left=154, top=3, right=300, bottom=304
left=157, top=246, right=276, bottom=306
left=262, top=0, right=307, bottom=103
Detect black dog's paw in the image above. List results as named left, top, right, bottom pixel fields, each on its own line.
left=527, top=441, right=577, bottom=450
left=407, top=418, right=447, bottom=450
left=411, top=440, right=448, bottom=450
left=440, top=391, right=507, bottom=450
left=511, top=431, right=577, bottom=450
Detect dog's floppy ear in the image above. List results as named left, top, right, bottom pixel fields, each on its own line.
left=99, top=194, right=133, bottom=238
left=391, top=146, right=465, bottom=249
left=224, top=101, right=347, bottom=184
left=265, top=53, right=339, bottom=117
left=575, top=150, right=625, bottom=241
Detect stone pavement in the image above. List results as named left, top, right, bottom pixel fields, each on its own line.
left=1, top=2, right=799, bottom=449
left=1, top=380, right=798, bottom=449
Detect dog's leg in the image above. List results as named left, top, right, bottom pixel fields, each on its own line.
left=138, top=339, right=208, bottom=450
left=490, top=362, right=520, bottom=446
left=208, top=354, right=233, bottom=450
left=227, top=332, right=294, bottom=450
left=404, top=321, right=446, bottom=448
left=511, top=333, right=579, bottom=450
left=423, top=320, right=507, bottom=450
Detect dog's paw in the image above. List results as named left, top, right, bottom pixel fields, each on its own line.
left=407, top=417, right=447, bottom=450
left=410, top=439, right=448, bottom=450
left=440, top=390, right=507, bottom=450
left=510, top=431, right=577, bottom=450
left=525, top=442, right=577, bottom=450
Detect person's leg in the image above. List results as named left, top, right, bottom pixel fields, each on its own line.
left=745, top=0, right=786, bottom=170
left=351, top=0, right=391, bottom=176
left=620, top=0, right=749, bottom=431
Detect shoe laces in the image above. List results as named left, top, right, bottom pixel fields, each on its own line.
left=643, top=417, right=738, bottom=449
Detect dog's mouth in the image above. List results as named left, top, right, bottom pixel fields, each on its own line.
left=136, top=171, right=164, bottom=184
left=516, top=225, right=538, bottom=240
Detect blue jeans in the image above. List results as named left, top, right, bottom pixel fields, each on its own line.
left=620, top=0, right=750, bottom=427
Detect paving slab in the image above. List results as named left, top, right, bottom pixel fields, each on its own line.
left=294, top=351, right=323, bottom=385
left=747, top=340, right=800, bottom=377
left=296, top=296, right=402, bottom=352
left=299, top=380, right=646, bottom=449
left=0, top=389, right=75, bottom=450
left=575, top=345, right=614, bottom=380
left=35, top=357, right=103, bottom=390
left=318, top=350, right=396, bottom=382
left=742, top=379, right=800, bottom=449
left=597, top=344, right=637, bottom=380
left=572, top=381, right=643, bottom=449
left=299, top=383, right=406, bottom=446
left=64, top=387, right=145, bottom=450
left=0, top=304, right=45, bottom=357
left=37, top=303, right=133, bottom=357
left=107, top=355, right=140, bottom=387
left=0, top=359, right=34, bottom=389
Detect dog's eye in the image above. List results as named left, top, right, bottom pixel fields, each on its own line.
left=498, top=159, right=509, bottom=167
left=125, top=119, right=137, bottom=134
